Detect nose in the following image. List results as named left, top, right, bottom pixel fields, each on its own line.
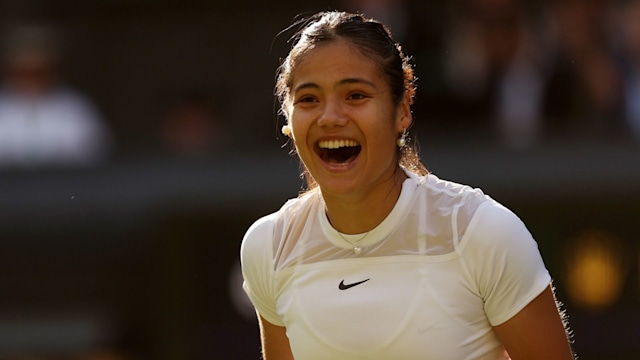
left=317, top=98, right=348, bottom=128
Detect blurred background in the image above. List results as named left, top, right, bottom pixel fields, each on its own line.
left=0, top=0, right=638, bottom=359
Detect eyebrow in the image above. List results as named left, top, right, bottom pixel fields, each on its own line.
left=292, top=77, right=378, bottom=94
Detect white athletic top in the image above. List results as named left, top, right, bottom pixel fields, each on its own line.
left=241, top=170, right=551, bottom=359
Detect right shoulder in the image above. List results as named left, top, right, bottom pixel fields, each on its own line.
left=240, top=190, right=320, bottom=261
left=241, top=192, right=318, bottom=259
left=241, top=211, right=278, bottom=261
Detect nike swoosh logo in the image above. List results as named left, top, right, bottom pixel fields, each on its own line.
left=339, top=278, right=370, bottom=290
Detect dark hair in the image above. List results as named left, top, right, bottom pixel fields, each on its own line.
left=276, top=11, right=427, bottom=189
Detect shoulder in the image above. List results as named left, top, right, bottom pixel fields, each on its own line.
left=459, top=197, right=549, bottom=292
left=240, top=212, right=276, bottom=262
left=414, top=173, right=489, bottom=208
left=461, top=199, right=533, bottom=252
left=419, top=174, right=486, bottom=199
left=242, top=212, right=277, bottom=245
left=459, top=199, right=551, bottom=324
left=411, top=172, right=491, bottom=227
left=241, top=191, right=319, bottom=258
left=409, top=172, right=536, bottom=254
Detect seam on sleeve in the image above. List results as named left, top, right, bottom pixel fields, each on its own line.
left=455, top=200, right=492, bottom=254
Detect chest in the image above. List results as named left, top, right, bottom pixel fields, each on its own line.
left=275, top=257, right=504, bottom=359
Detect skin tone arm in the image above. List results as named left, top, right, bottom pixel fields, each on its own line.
left=258, top=313, right=294, bottom=360
left=493, top=285, right=574, bottom=360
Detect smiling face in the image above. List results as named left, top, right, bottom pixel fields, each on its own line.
left=285, top=39, right=411, bottom=198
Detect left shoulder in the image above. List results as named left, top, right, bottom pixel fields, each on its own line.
left=458, top=198, right=548, bottom=285
left=458, top=197, right=551, bottom=325
left=411, top=172, right=490, bottom=211
left=412, top=173, right=494, bottom=235
left=460, top=199, right=533, bottom=250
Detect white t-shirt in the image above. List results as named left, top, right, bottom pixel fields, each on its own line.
left=241, top=171, right=551, bottom=359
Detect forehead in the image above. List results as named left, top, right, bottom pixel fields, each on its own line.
left=291, top=40, right=386, bottom=88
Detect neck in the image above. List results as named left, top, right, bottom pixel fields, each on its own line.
left=321, top=167, right=406, bottom=234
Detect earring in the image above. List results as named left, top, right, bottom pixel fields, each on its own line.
left=281, top=125, right=292, bottom=136
left=397, top=129, right=407, bottom=147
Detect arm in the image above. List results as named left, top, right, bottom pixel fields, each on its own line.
left=258, top=313, right=294, bottom=360
left=462, top=202, right=574, bottom=359
left=241, top=215, right=291, bottom=358
left=493, top=285, right=574, bottom=360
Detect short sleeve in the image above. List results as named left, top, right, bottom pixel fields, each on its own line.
left=460, top=201, right=551, bottom=326
left=240, top=214, right=284, bottom=326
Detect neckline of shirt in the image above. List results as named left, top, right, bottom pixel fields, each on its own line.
left=319, top=169, right=425, bottom=250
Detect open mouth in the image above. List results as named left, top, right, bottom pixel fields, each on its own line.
left=316, top=139, right=361, bottom=164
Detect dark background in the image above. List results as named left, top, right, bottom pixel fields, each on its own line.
left=0, top=0, right=638, bottom=359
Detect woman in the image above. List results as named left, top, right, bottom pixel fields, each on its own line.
left=241, top=11, right=574, bottom=359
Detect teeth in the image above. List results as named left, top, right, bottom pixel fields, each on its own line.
left=318, top=139, right=359, bottom=149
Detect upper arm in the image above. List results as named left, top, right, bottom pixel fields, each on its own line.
left=241, top=215, right=283, bottom=325
left=258, top=314, right=294, bottom=360
left=463, top=201, right=552, bottom=324
left=493, top=285, right=574, bottom=360
left=463, top=202, right=573, bottom=358
left=243, top=214, right=294, bottom=359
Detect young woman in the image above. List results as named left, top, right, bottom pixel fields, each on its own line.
left=241, top=11, right=574, bottom=360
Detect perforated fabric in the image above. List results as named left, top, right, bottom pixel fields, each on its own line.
left=241, top=170, right=551, bottom=359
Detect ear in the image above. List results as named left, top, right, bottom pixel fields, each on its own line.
left=395, top=92, right=413, bottom=132
left=280, top=104, right=294, bottom=139
left=281, top=124, right=293, bottom=137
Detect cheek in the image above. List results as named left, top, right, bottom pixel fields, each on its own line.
left=289, top=117, right=311, bottom=151
left=289, top=107, right=315, bottom=136
left=373, top=133, right=398, bottom=157
left=367, top=113, right=400, bottom=156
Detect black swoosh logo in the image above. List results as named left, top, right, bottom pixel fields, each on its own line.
left=339, top=278, right=370, bottom=290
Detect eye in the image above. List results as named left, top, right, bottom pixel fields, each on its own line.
left=348, top=92, right=369, bottom=100
left=294, top=95, right=318, bottom=105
